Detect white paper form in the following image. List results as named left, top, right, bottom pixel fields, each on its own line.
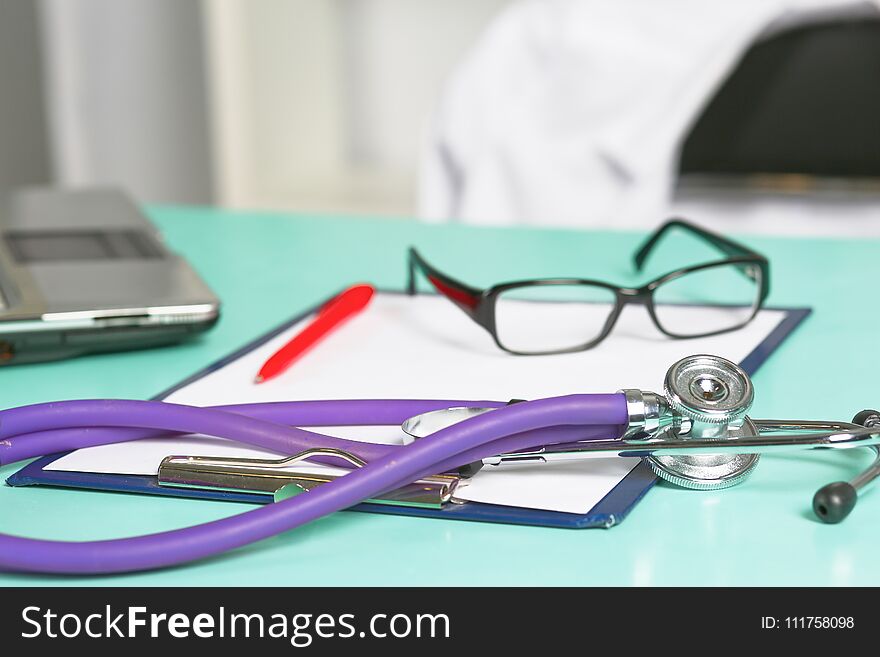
left=47, top=293, right=793, bottom=514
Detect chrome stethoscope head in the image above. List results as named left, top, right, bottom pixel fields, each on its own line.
left=629, top=354, right=880, bottom=521
left=642, top=353, right=761, bottom=491
left=402, top=353, right=880, bottom=524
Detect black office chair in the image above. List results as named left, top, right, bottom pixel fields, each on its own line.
left=679, top=14, right=880, bottom=183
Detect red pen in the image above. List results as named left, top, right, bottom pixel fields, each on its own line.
left=254, top=283, right=376, bottom=384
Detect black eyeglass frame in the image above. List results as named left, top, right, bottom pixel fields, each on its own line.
left=407, top=219, right=770, bottom=356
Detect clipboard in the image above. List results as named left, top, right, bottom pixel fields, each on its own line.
left=8, top=290, right=811, bottom=529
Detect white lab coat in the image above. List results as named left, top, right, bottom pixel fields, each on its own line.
left=419, top=0, right=880, bottom=236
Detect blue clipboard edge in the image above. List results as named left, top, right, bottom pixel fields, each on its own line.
left=6, top=289, right=811, bottom=530
left=8, top=457, right=657, bottom=530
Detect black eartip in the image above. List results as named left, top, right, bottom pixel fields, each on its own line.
left=812, top=482, right=857, bottom=524
left=852, top=409, right=880, bottom=427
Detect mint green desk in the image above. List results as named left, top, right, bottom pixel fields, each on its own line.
left=2, top=207, right=879, bottom=586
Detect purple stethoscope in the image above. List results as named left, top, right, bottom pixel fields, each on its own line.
left=1, top=354, right=879, bottom=575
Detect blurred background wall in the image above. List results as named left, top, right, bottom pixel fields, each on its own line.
left=0, top=0, right=508, bottom=214
left=39, top=0, right=214, bottom=204
left=0, top=1, right=52, bottom=199
left=3, top=0, right=876, bottom=234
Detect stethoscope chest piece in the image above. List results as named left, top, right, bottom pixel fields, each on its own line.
left=648, top=354, right=760, bottom=490
left=647, top=418, right=761, bottom=490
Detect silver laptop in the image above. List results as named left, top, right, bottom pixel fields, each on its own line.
left=0, top=187, right=220, bottom=365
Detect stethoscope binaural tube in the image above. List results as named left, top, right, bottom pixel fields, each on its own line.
left=0, top=394, right=627, bottom=574
left=0, top=399, right=507, bottom=466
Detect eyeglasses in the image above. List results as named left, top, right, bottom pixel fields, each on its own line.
left=407, top=219, right=770, bottom=355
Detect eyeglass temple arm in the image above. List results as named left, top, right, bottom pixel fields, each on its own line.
left=633, top=218, right=762, bottom=271
left=407, top=247, right=483, bottom=315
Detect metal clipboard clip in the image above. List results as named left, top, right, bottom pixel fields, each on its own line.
left=158, top=447, right=459, bottom=509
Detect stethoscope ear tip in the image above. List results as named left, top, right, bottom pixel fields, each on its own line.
left=812, top=481, right=857, bottom=524
left=852, top=409, right=880, bottom=428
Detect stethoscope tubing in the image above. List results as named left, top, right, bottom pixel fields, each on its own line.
left=0, top=399, right=504, bottom=467
left=0, top=399, right=621, bottom=474
left=0, top=394, right=627, bottom=574
left=5, top=393, right=878, bottom=573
